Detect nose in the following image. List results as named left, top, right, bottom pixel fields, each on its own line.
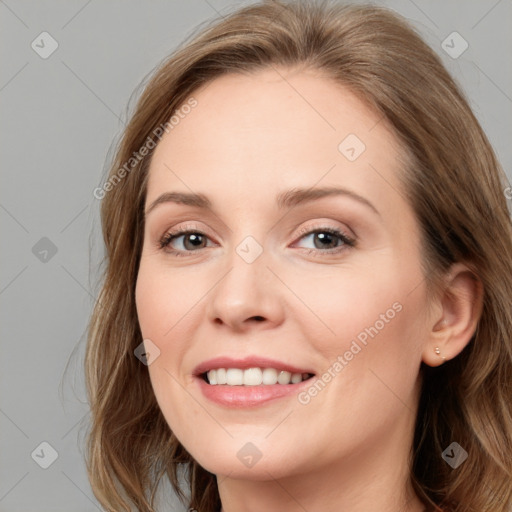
left=206, top=244, right=285, bottom=332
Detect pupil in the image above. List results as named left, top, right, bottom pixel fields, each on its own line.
left=315, top=232, right=337, bottom=249
left=185, top=234, right=204, bottom=249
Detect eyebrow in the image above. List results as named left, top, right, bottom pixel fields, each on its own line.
left=144, top=186, right=380, bottom=218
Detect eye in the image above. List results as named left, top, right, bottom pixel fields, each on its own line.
left=157, top=224, right=356, bottom=257
left=292, top=226, right=356, bottom=255
left=158, top=228, right=214, bottom=256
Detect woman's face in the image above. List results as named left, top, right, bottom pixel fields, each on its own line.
left=135, top=67, right=432, bottom=480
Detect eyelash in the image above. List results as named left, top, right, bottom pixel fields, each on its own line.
left=157, top=225, right=356, bottom=258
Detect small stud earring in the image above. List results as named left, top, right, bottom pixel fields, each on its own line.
left=434, top=347, right=446, bottom=361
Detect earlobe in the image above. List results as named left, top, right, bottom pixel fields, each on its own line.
left=422, top=263, right=483, bottom=367
left=434, top=346, right=446, bottom=362
left=423, top=345, right=448, bottom=367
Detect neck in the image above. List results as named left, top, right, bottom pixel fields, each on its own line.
left=218, top=462, right=426, bottom=512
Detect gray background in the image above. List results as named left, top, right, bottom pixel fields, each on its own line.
left=1, top=1, right=511, bottom=511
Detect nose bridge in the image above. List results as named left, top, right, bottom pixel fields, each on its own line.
left=207, top=230, right=284, bottom=328
left=221, top=232, right=269, bottom=303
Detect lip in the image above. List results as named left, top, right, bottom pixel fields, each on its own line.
left=193, top=356, right=316, bottom=408
left=195, top=377, right=315, bottom=408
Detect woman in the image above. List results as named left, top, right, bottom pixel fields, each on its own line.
left=85, top=1, right=512, bottom=511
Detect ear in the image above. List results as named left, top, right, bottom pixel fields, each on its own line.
left=422, top=263, right=484, bottom=367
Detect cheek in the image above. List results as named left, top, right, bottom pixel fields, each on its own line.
left=293, top=273, right=425, bottom=453
left=135, top=263, right=203, bottom=439
left=303, top=260, right=427, bottom=393
left=321, top=268, right=426, bottom=401
left=135, top=261, right=203, bottom=343
left=299, top=265, right=407, bottom=348
left=135, top=262, right=187, bottom=402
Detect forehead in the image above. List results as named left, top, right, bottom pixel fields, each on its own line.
left=146, top=66, right=407, bottom=218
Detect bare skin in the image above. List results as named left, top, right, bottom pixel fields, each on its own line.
left=135, top=66, right=482, bottom=512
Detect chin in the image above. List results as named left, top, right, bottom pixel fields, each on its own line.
left=182, top=437, right=302, bottom=480
left=196, top=457, right=297, bottom=481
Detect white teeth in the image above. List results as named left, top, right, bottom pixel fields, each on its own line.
left=226, top=368, right=244, bottom=385
left=277, top=370, right=291, bottom=384
left=207, top=369, right=217, bottom=385
left=216, top=368, right=227, bottom=385
left=262, top=368, right=278, bottom=385
left=291, top=373, right=303, bottom=384
left=204, top=367, right=312, bottom=386
left=243, top=367, right=263, bottom=385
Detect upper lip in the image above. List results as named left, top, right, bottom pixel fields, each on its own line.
left=193, top=356, right=316, bottom=376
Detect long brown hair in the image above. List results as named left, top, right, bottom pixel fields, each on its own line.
left=84, top=1, right=512, bottom=511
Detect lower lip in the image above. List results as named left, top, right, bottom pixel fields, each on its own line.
left=195, top=376, right=314, bottom=407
